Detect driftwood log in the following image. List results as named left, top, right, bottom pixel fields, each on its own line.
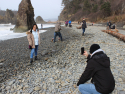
left=76, top=26, right=82, bottom=29
left=101, top=29, right=125, bottom=42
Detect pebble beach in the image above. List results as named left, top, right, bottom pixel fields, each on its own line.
left=0, top=25, right=125, bottom=94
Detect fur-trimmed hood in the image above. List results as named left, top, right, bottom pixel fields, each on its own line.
left=26, top=30, right=39, bottom=34
left=26, top=30, right=31, bottom=34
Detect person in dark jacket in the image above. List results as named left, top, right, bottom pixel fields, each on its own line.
left=108, top=21, right=112, bottom=29
left=82, top=18, right=87, bottom=36
left=77, top=44, right=115, bottom=94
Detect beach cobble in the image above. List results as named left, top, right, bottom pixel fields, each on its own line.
left=0, top=25, right=125, bottom=94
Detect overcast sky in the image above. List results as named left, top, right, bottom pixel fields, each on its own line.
left=0, top=0, right=63, bottom=21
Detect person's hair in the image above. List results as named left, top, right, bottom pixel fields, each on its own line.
left=32, top=23, right=38, bottom=29
left=30, top=23, right=38, bottom=33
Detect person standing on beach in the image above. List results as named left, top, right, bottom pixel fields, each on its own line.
left=81, top=18, right=87, bottom=36
left=77, top=44, right=115, bottom=94
left=108, top=21, right=112, bottom=29
left=41, top=23, right=43, bottom=29
left=53, top=22, right=62, bottom=43
left=66, top=21, right=68, bottom=27
left=69, top=20, right=72, bottom=27
left=27, top=24, right=40, bottom=64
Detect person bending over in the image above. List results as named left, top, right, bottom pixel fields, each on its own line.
left=53, top=22, right=62, bottom=43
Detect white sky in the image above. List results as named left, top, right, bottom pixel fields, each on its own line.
left=0, top=0, right=63, bottom=21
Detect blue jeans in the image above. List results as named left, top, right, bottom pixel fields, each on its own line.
left=82, top=28, right=85, bottom=34
left=30, top=45, right=38, bottom=58
left=79, top=84, right=101, bottom=94
left=54, top=32, right=62, bottom=42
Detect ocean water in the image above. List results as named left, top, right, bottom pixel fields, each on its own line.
left=0, top=24, right=55, bottom=41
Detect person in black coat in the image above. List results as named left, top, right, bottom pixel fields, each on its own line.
left=82, top=18, right=87, bottom=36
left=77, top=44, right=115, bottom=94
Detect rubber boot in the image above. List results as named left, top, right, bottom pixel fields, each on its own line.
left=82, top=33, right=84, bottom=36
left=35, top=56, right=37, bottom=60
left=30, top=58, right=33, bottom=64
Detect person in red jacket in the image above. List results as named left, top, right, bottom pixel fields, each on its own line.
left=77, top=44, right=115, bottom=94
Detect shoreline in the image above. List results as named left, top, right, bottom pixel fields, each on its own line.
left=0, top=25, right=125, bottom=93
left=0, top=23, right=56, bottom=41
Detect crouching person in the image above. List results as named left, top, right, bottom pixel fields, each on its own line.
left=27, top=24, right=40, bottom=64
left=53, top=22, right=62, bottom=43
left=77, top=44, right=115, bottom=94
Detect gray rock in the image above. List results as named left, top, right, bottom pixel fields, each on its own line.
left=8, top=80, right=15, bottom=86
left=34, top=86, right=41, bottom=91
left=119, top=90, right=125, bottom=94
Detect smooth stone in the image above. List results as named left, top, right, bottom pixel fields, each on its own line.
left=49, top=78, right=55, bottom=83
left=118, top=78, right=123, bottom=82
left=73, top=84, right=77, bottom=88
left=61, top=82, right=69, bottom=87
left=44, top=58, right=49, bottom=61
left=34, top=86, right=41, bottom=91
left=8, top=80, right=15, bottom=85
left=0, top=73, right=4, bottom=77
left=117, top=87, right=123, bottom=91
left=61, top=91, right=68, bottom=93
left=55, top=80, right=60, bottom=83
left=43, top=85, right=47, bottom=90
left=68, top=71, right=71, bottom=75
left=17, top=85, right=23, bottom=90
left=18, top=75, right=22, bottom=80
left=6, top=86, right=11, bottom=90
left=119, top=90, right=125, bottom=94
left=0, top=59, right=5, bottom=63
left=0, top=63, right=3, bottom=65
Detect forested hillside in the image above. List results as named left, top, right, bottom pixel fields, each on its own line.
left=59, top=0, right=125, bottom=23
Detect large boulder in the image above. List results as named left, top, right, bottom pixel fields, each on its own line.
left=36, top=16, right=45, bottom=24
left=14, top=0, right=35, bottom=32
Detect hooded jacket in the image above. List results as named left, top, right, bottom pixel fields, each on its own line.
left=77, top=51, right=115, bottom=94
left=26, top=30, right=40, bottom=48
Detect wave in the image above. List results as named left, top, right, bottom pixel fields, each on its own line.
left=0, top=24, right=55, bottom=41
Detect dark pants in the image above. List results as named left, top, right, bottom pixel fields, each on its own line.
left=109, top=25, right=111, bottom=29
left=82, top=28, right=85, bottom=35
left=54, top=32, right=62, bottom=42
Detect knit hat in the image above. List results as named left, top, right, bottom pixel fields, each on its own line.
left=90, top=44, right=100, bottom=54
left=83, top=18, right=85, bottom=20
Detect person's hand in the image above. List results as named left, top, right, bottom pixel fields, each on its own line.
left=83, top=51, right=89, bottom=57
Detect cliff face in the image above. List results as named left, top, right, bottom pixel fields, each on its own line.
left=14, top=0, right=35, bottom=32
left=59, top=0, right=125, bottom=22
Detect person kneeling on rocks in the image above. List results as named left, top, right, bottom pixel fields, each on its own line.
left=27, top=24, right=40, bottom=64
left=77, top=44, right=115, bottom=94
left=53, top=22, right=62, bottom=43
